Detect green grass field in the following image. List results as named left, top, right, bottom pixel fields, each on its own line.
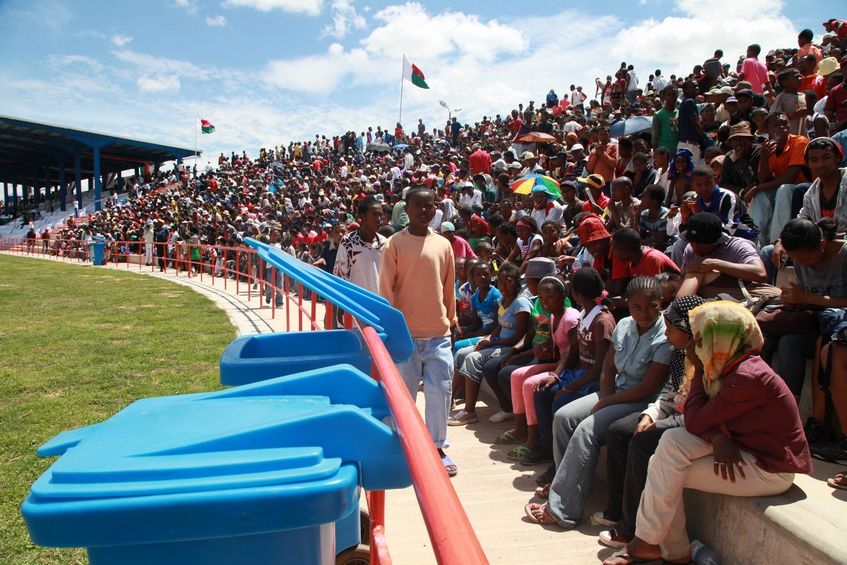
left=0, top=255, right=236, bottom=564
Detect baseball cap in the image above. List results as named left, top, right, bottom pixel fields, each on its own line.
left=521, top=151, right=537, bottom=160
left=685, top=213, right=729, bottom=245
left=440, top=221, right=456, bottom=233
left=571, top=143, right=585, bottom=151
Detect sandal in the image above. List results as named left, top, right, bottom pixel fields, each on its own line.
left=827, top=471, right=847, bottom=490
left=447, top=409, right=478, bottom=426
left=506, top=445, right=532, bottom=460
left=534, top=484, right=550, bottom=499
left=602, top=550, right=661, bottom=565
left=524, top=503, right=559, bottom=526
left=441, top=454, right=458, bottom=477
left=520, top=445, right=553, bottom=466
left=494, top=429, right=522, bottom=445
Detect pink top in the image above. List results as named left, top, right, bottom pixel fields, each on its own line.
left=551, top=307, right=581, bottom=356
left=741, top=57, right=769, bottom=94
left=451, top=235, right=477, bottom=259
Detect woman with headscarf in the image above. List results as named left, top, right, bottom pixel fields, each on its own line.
left=595, top=296, right=706, bottom=549
left=604, top=301, right=811, bottom=565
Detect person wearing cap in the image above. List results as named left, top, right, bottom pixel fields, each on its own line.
left=573, top=214, right=630, bottom=296
left=569, top=143, right=588, bottom=176
left=578, top=173, right=610, bottom=214
left=439, top=221, right=476, bottom=259
left=456, top=182, right=483, bottom=211
left=720, top=121, right=761, bottom=193
left=676, top=212, right=772, bottom=301
left=823, top=55, right=847, bottom=134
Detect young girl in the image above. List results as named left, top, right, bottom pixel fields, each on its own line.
left=449, top=262, right=532, bottom=426
left=453, top=261, right=501, bottom=352
left=500, top=276, right=580, bottom=461
left=526, top=267, right=617, bottom=466
left=526, top=276, right=672, bottom=529
left=665, top=148, right=694, bottom=206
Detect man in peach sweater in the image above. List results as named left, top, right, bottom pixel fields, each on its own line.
left=380, top=186, right=459, bottom=476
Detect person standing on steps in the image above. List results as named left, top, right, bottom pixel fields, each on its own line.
left=379, top=186, right=459, bottom=477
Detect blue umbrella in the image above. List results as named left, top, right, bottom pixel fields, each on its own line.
left=392, top=143, right=410, bottom=150
left=610, top=115, right=653, bottom=138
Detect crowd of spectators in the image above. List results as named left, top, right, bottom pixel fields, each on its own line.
left=26, top=17, right=847, bottom=563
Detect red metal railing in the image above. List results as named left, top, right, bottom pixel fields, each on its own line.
left=0, top=235, right=488, bottom=565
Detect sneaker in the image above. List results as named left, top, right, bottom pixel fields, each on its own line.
left=489, top=410, right=513, bottom=423
left=811, top=438, right=847, bottom=463
left=590, top=511, right=619, bottom=527
left=598, top=529, right=631, bottom=549
left=448, top=409, right=479, bottom=426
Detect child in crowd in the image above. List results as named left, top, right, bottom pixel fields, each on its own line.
left=501, top=276, right=580, bottom=463
left=527, top=267, right=616, bottom=466
left=449, top=262, right=531, bottom=426
left=526, top=276, right=672, bottom=529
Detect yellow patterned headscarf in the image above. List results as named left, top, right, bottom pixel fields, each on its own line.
left=688, top=301, right=763, bottom=397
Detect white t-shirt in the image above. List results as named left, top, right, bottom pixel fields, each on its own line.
left=333, top=230, right=387, bottom=294
left=571, top=90, right=587, bottom=106
left=627, top=70, right=639, bottom=92
left=531, top=201, right=564, bottom=227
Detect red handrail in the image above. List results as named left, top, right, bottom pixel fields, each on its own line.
left=360, top=325, right=488, bottom=565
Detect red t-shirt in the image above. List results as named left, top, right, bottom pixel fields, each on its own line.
left=630, top=246, right=681, bottom=276
left=582, top=193, right=610, bottom=213
left=469, top=214, right=489, bottom=237
left=799, top=74, right=826, bottom=100
left=824, top=82, right=847, bottom=124
left=469, top=150, right=492, bottom=175
left=509, top=118, right=523, bottom=136
left=594, top=247, right=631, bottom=281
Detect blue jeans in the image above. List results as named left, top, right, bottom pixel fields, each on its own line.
left=396, top=336, right=453, bottom=448
left=547, top=392, right=650, bottom=527
left=533, top=369, right=596, bottom=454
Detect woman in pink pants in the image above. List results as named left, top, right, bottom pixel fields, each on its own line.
left=504, top=276, right=579, bottom=461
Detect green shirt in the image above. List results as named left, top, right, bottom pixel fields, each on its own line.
left=653, top=107, right=679, bottom=153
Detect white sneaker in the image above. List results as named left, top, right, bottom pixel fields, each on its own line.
left=590, top=511, right=619, bottom=527
left=488, top=410, right=513, bottom=423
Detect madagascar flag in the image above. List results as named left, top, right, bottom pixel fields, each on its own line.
left=402, top=55, right=429, bottom=89
left=200, top=119, right=215, bottom=134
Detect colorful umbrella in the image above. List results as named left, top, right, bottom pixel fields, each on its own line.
left=510, top=174, right=561, bottom=199
left=517, top=131, right=558, bottom=143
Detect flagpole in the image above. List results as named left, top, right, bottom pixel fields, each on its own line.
left=399, top=55, right=405, bottom=127
left=194, top=116, right=198, bottom=161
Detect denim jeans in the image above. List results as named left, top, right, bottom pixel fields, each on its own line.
left=751, top=183, right=810, bottom=245
left=396, top=336, right=453, bottom=448
left=547, top=392, right=650, bottom=527
left=533, top=369, right=596, bottom=454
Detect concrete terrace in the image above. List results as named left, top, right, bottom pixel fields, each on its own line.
left=3, top=249, right=846, bottom=564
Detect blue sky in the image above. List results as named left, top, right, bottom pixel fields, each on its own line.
left=0, top=0, right=840, bottom=162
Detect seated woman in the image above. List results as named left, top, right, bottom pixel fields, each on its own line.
left=605, top=301, right=812, bottom=565
left=516, top=217, right=544, bottom=274
left=526, top=268, right=616, bottom=467
left=596, top=296, right=707, bottom=549
left=498, top=276, right=580, bottom=459
left=761, top=218, right=847, bottom=400
left=526, top=277, right=672, bottom=528
left=449, top=262, right=531, bottom=426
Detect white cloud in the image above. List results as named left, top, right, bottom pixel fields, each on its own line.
left=47, top=54, right=105, bottom=73
left=173, top=0, right=198, bottom=14
left=205, top=15, right=228, bottom=26
left=137, top=75, right=181, bottom=92
left=222, top=0, right=324, bottom=16
left=322, top=0, right=366, bottom=39
left=110, top=33, right=133, bottom=46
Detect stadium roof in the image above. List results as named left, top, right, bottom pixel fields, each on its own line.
left=0, top=115, right=197, bottom=187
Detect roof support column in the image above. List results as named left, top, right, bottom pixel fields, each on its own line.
left=44, top=167, right=51, bottom=213
left=74, top=150, right=82, bottom=210
left=3, top=182, right=8, bottom=216
left=93, top=146, right=102, bottom=212
left=59, top=159, right=67, bottom=212
left=31, top=170, right=39, bottom=210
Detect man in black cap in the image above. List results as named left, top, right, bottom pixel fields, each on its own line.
left=676, top=212, right=770, bottom=299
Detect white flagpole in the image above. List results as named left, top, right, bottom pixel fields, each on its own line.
left=399, top=56, right=405, bottom=127
left=194, top=116, right=198, bottom=160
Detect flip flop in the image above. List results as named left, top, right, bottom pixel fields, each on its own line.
left=441, top=454, right=458, bottom=477
left=827, top=471, right=847, bottom=490
left=524, top=503, right=559, bottom=526
left=602, top=550, right=661, bottom=565
left=534, top=484, right=550, bottom=499
left=507, top=445, right=532, bottom=460
left=494, top=429, right=522, bottom=445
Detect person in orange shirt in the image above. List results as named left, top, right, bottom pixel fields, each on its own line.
left=797, top=28, right=823, bottom=73
left=588, top=126, right=617, bottom=189
left=745, top=113, right=811, bottom=244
